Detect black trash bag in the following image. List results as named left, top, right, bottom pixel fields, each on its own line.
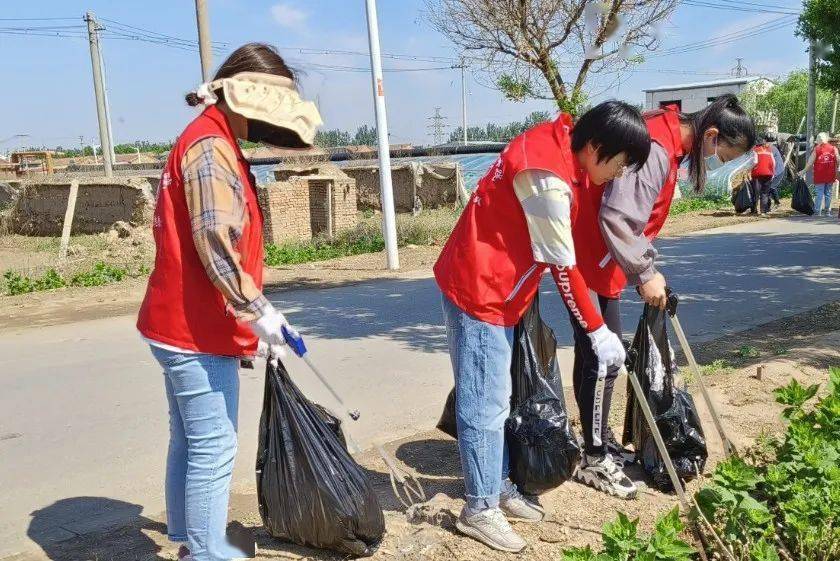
left=731, top=180, right=753, bottom=214
left=505, top=296, right=580, bottom=495
left=622, top=304, right=707, bottom=492
left=256, top=360, right=385, bottom=557
left=436, top=296, right=580, bottom=495
left=792, top=177, right=815, bottom=215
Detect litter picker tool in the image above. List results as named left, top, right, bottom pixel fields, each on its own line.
left=664, top=296, right=738, bottom=458
left=281, top=326, right=427, bottom=508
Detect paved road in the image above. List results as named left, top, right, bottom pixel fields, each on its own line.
left=1, top=215, right=839, bottom=558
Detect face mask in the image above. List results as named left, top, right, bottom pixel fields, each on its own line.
left=704, top=139, right=723, bottom=171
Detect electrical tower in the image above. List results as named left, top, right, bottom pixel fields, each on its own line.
left=731, top=58, right=748, bottom=78
left=427, top=107, right=449, bottom=145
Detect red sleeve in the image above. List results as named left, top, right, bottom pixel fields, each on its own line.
left=550, top=264, right=605, bottom=333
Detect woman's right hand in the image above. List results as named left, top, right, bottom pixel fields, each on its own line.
left=250, top=305, right=292, bottom=357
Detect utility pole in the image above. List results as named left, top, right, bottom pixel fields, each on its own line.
left=807, top=40, right=817, bottom=158
left=365, top=0, right=399, bottom=270
left=832, top=93, right=838, bottom=135
left=85, top=11, right=114, bottom=177
left=195, top=0, right=213, bottom=82
left=460, top=58, right=468, bottom=145
left=428, top=107, right=449, bottom=145
left=97, top=36, right=117, bottom=164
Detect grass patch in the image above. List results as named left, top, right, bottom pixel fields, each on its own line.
left=699, top=358, right=733, bottom=376
left=736, top=344, right=761, bottom=359
left=264, top=208, right=460, bottom=266
left=3, top=261, right=147, bottom=295
left=669, top=194, right=730, bottom=216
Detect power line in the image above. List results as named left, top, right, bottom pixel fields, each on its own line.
left=681, top=1, right=799, bottom=15
left=0, top=17, right=78, bottom=21
left=99, top=17, right=229, bottom=50
left=648, top=15, right=796, bottom=57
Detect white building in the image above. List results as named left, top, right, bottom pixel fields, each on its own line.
left=643, top=76, right=775, bottom=113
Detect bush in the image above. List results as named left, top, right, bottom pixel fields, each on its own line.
left=695, top=368, right=840, bottom=561
left=69, top=262, right=128, bottom=287
left=562, top=508, right=696, bottom=561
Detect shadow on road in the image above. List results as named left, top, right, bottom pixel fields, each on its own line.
left=270, top=230, right=840, bottom=352
left=395, top=437, right=461, bottom=478
left=26, top=497, right=167, bottom=561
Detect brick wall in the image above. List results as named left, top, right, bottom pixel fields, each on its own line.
left=258, top=168, right=358, bottom=244
left=342, top=162, right=461, bottom=212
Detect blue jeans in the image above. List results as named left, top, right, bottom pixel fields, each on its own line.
left=151, top=346, right=248, bottom=561
left=814, top=183, right=833, bottom=215
left=442, top=294, right=514, bottom=511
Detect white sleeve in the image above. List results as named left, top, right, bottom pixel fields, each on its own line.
left=512, top=169, right=575, bottom=267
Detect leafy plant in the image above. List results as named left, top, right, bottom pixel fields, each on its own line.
left=669, top=195, right=730, bottom=216
left=695, top=368, right=840, bottom=561
left=562, top=508, right=696, bottom=561
left=736, top=345, right=761, bottom=359
left=69, top=262, right=128, bottom=287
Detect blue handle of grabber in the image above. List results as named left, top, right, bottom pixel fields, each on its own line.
left=282, top=325, right=307, bottom=357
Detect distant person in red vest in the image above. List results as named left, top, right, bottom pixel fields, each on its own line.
left=572, top=94, right=755, bottom=480
left=751, top=135, right=778, bottom=214
left=137, top=43, right=321, bottom=561
left=435, top=101, right=650, bottom=552
left=800, top=132, right=840, bottom=216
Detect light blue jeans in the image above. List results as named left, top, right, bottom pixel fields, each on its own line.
left=442, top=294, right=515, bottom=512
left=151, top=346, right=248, bottom=561
left=814, top=183, right=834, bottom=215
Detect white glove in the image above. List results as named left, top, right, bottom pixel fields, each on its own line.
left=588, top=324, right=626, bottom=368
left=250, top=305, right=290, bottom=358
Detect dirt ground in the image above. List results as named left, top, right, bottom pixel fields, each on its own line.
left=0, top=202, right=797, bottom=333
left=6, top=300, right=837, bottom=561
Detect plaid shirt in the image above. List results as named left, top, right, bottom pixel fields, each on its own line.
left=181, top=138, right=269, bottom=322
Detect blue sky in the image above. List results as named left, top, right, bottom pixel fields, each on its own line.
left=0, top=0, right=806, bottom=150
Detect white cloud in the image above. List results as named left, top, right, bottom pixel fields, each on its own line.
left=270, top=2, right=308, bottom=29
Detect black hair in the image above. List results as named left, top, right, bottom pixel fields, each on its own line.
left=571, top=100, right=651, bottom=171
left=763, top=131, right=777, bottom=143
left=185, top=43, right=296, bottom=107
left=682, top=94, right=756, bottom=192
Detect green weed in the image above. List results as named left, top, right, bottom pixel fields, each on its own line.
left=669, top=195, right=730, bottom=216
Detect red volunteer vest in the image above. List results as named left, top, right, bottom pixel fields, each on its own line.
left=813, top=143, right=838, bottom=184
left=434, top=114, right=580, bottom=327
left=137, top=105, right=264, bottom=356
left=753, top=145, right=775, bottom=178
left=573, top=106, right=686, bottom=298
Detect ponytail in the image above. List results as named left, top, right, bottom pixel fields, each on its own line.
left=682, top=93, right=756, bottom=192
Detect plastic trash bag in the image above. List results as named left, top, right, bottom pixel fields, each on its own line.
left=731, top=180, right=753, bottom=214
left=622, top=304, right=707, bottom=492
left=792, top=177, right=815, bottom=215
left=256, top=360, right=385, bottom=557
left=437, top=296, right=580, bottom=495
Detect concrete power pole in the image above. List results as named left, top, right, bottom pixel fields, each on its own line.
left=195, top=0, right=213, bottom=82
left=85, top=11, right=114, bottom=177
left=807, top=39, right=817, bottom=158
left=365, top=0, right=399, bottom=270
left=460, top=58, right=468, bottom=145
left=832, top=93, right=838, bottom=135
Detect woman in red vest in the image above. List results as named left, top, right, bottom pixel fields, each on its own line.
left=571, top=94, right=755, bottom=492
left=800, top=132, right=840, bottom=216
left=751, top=135, right=778, bottom=214
left=435, top=101, right=651, bottom=552
left=137, top=44, right=321, bottom=561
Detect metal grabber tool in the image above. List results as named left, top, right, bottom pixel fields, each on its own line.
left=281, top=326, right=427, bottom=508
left=664, top=294, right=738, bottom=458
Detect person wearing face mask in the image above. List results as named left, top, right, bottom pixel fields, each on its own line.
left=434, top=101, right=650, bottom=552
left=571, top=94, right=756, bottom=489
left=136, top=43, right=322, bottom=561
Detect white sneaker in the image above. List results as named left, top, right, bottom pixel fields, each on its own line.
left=500, top=485, right=545, bottom=522
left=574, top=453, right=638, bottom=499
left=455, top=507, right=527, bottom=553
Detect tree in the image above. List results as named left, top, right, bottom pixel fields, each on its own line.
left=743, top=71, right=836, bottom=134
left=353, top=125, right=377, bottom=146
left=426, top=0, right=677, bottom=114
left=448, top=111, right=552, bottom=143
left=314, top=129, right=352, bottom=148
left=798, top=0, right=840, bottom=93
